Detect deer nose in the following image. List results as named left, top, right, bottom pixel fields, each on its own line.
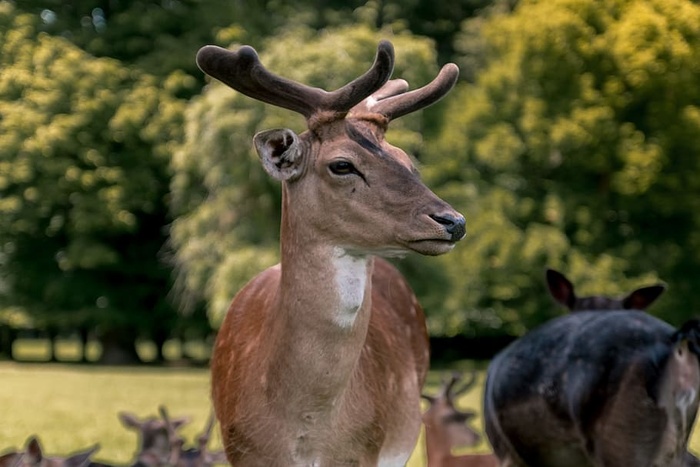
left=429, top=213, right=466, bottom=241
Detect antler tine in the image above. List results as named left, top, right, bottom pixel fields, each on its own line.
left=159, top=405, right=172, bottom=429
left=368, top=62, right=459, bottom=121
left=159, top=406, right=182, bottom=443
left=441, top=371, right=461, bottom=398
left=196, top=41, right=394, bottom=120
left=198, top=411, right=216, bottom=447
left=452, top=370, right=478, bottom=398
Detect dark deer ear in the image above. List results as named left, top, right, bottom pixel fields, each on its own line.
left=546, top=269, right=576, bottom=310
left=64, top=445, right=99, bottom=467
left=254, top=129, right=303, bottom=182
left=671, top=318, right=700, bottom=354
left=25, top=437, right=43, bottom=462
left=118, top=411, right=143, bottom=429
left=622, top=285, right=666, bottom=310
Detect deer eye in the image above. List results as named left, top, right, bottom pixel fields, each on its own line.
left=329, top=160, right=356, bottom=176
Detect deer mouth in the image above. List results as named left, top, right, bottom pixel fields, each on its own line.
left=406, top=238, right=457, bottom=256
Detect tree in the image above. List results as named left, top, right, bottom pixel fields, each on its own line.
left=423, top=0, right=700, bottom=335
left=16, top=0, right=497, bottom=81
left=170, top=23, right=453, bottom=327
left=0, top=2, right=191, bottom=363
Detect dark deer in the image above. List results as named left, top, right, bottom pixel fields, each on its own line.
left=196, top=40, right=464, bottom=465
left=0, top=437, right=98, bottom=467
left=421, top=372, right=498, bottom=467
left=546, top=268, right=666, bottom=312
left=484, top=305, right=700, bottom=466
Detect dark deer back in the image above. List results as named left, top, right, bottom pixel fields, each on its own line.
left=484, top=309, right=700, bottom=466
left=546, top=268, right=665, bottom=312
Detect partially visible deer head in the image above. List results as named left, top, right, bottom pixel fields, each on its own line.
left=421, top=371, right=499, bottom=467
left=159, top=406, right=226, bottom=467
left=0, top=437, right=98, bottom=467
left=119, top=409, right=189, bottom=467
left=422, top=372, right=481, bottom=451
left=546, top=268, right=665, bottom=312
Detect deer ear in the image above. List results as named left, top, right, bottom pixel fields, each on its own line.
left=171, top=416, right=190, bottom=430
left=118, top=411, right=143, bottom=429
left=64, top=445, right=99, bottom=467
left=622, top=285, right=666, bottom=310
left=546, top=269, right=576, bottom=310
left=254, top=128, right=304, bottom=182
left=25, top=437, right=42, bottom=462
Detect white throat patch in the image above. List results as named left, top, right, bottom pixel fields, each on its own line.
left=331, top=248, right=368, bottom=328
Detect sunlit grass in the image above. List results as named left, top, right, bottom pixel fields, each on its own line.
left=0, top=354, right=486, bottom=466
left=3, top=345, right=700, bottom=466
left=0, top=362, right=220, bottom=465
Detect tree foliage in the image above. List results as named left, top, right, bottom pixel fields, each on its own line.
left=424, top=0, right=700, bottom=335
left=5, top=0, right=700, bottom=349
left=0, top=2, right=191, bottom=361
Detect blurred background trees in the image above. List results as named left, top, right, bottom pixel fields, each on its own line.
left=2, top=0, right=700, bottom=363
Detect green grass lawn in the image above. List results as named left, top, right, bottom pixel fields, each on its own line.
left=0, top=362, right=220, bottom=465
left=0, top=359, right=491, bottom=466
left=2, top=354, right=699, bottom=466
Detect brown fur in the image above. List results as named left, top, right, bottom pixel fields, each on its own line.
left=199, top=41, right=464, bottom=465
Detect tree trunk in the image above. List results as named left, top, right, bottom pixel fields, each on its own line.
left=98, top=328, right=142, bottom=365
left=78, top=326, right=90, bottom=363
left=0, top=325, right=16, bottom=360
left=46, top=327, right=59, bottom=362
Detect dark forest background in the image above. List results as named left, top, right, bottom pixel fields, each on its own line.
left=2, top=0, right=700, bottom=364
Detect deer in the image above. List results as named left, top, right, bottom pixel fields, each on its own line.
left=484, top=286, right=700, bottom=466
left=119, top=407, right=226, bottom=467
left=195, top=39, right=465, bottom=465
left=421, top=372, right=499, bottom=467
left=0, top=436, right=98, bottom=467
left=158, top=406, right=227, bottom=467
left=119, top=409, right=189, bottom=466
left=546, top=268, right=666, bottom=312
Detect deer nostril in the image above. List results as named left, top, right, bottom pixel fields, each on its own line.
left=429, top=213, right=466, bottom=241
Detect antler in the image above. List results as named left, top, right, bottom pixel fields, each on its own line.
left=159, top=406, right=184, bottom=466
left=351, top=63, right=459, bottom=122
left=196, top=40, right=460, bottom=124
left=440, top=371, right=462, bottom=398
left=197, top=411, right=215, bottom=451
left=196, top=41, right=395, bottom=120
left=451, top=370, right=478, bottom=398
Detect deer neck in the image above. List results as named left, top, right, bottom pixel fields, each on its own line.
left=265, top=188, right=375, bottom=401
left=423, top=422, right=451, bottom=467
